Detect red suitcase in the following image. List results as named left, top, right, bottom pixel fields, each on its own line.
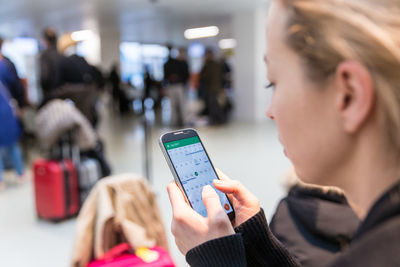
left=33, top=159, right=80, bottom=221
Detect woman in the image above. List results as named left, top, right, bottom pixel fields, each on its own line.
left=167, top=0, right=400, bottom=266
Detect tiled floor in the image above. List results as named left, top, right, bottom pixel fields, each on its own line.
left=0, top=104, right=291, bottom=267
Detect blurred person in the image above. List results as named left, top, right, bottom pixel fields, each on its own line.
left=177, top=47, right=190, bottom=90
left=220, top=55, right=232, bottom=90
left=163, top=45, right=189, bottom=127
left=0, top=83, right=26, bottom=190
left=219, top=55, right=234, bottom=121
left=59, top=43, right=94, bottom=85
left=143, top=66, right=163, bottom=109
left=47, top=32, right=95, bottom=88
left=108, top=63, right=132, bottom=114
left=108, top=63, right=121, bottom=110
left=39, top=27, right=64, bottom=102
left=199, top=48, right=225, bottom=125
left=0, top=37, right=26, bottom=109
left=143, top=65, right=154, bottom=100
left=91, top=66, right=106, bottom=91
left=50, top=36, right=100, bottom=127
left=167, top=0, right=400, bottom=266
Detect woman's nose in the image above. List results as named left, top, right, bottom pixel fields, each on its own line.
left=266, top=104, right=275, bottom=120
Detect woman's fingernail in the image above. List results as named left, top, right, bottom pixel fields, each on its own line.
left=214, top=179, right=222, bottom=185
left=203, top=185, right=213, bottom=193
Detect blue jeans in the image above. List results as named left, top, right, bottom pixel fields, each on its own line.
left=0, top=142, right=24, bottom=182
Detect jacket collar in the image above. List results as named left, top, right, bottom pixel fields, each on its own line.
left=353, top=181, right=400, bottom=240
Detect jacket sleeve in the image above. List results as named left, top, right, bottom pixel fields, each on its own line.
left=40, top=53, right=51, bottom=93
left=186, top=234, right=247, bottom=267
left=4, top=59, right=25, bottom=107
left=234, top=209, right=300, bottom=267
left=185, top=209, right=301, bottom=267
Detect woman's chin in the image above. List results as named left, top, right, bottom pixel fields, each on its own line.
left=295, top=170, right=324, bottom=186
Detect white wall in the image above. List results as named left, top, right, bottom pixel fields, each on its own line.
left=100, top=26, right=121, bottom=72
left=254, top=6, right=270, bottom=122
left=232, top=5, right=269, bottom=122
left=232, top=11, right=257, bottom=121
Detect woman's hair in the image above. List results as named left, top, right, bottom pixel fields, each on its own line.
left=279, top=0, right=400, bottom=151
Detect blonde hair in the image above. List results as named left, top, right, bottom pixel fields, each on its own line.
left=279, top=0, right=400, bottom=151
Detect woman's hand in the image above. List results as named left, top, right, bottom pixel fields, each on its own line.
left=167, top=182, right=235, bottom=255
left=214, top=169, right=261, bottom=228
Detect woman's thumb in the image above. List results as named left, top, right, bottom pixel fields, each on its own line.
left=202, top=185, right=223, bottom=218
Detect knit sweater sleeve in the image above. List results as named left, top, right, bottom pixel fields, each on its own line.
left=235, top=209, right=300, bottom=267
left=186, top=209, right=301, bottom=267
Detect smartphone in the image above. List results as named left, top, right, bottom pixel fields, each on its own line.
left=159, top=128, right=235, bottom=221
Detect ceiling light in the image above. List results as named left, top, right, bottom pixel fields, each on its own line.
left=71, top=30, right=95, bottom=42
left=218, top=38, right=237, bottom=49
left=184, top=26, right=219, bottom=40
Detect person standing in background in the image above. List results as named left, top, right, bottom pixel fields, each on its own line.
left=109, top=63, right=121, bottom=111
left=0, top=83, right=26, bottom=191
left=163, top=45, right=189, bottom=127
left=0, top=37, right=26, bottom=110
left=177, top=47, right=190, bottom=92
left=199, top=49, right=225, bottom=125
left=39, top=27, right=64, bottom=103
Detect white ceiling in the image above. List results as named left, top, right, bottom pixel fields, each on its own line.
left=0, top=0, right=266, bottom=42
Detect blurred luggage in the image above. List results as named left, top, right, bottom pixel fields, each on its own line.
left=33, top=131, right=79, bottom=221
left=81, top=140, right=111, bottom=177
left=87, top=243, right=175, bottom=267
left=79, top=157, right=101, bottom=205
left=36, top=99, right=112, bottom=178
left=34, top=101, right=112, bottom=211
left=35, top=99, right=97, bottom=151
left=71, top=174, right=169, bottom=267
left=50, top=131, right=104, bottom=207
left=33, top=159, right=79, bottom=221
left=49, top=83, right=99, bottom=127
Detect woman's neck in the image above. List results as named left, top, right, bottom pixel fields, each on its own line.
left=339, top=135, right=400, bottom=219
left=345, top=174, right=399, bottom=220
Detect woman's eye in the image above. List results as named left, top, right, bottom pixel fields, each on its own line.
left=265, top=82, right=275, bottom=91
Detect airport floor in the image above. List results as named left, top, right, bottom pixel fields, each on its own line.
left=0, top=102, right=291, bottom=267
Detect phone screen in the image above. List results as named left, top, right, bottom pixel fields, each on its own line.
left=164, top=136, right=234, bottom=217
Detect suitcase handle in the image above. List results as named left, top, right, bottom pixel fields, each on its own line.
left=61, top=161, right=72, bottom=214
left=50, top=129, right=80, bottom=164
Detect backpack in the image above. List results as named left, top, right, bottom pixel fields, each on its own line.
left=0, top=83, right=20, bottom=146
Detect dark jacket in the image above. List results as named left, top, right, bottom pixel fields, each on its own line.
left=59, top=54, right=94, bottom=85
left=186, top=182, right=400, bottom=267
left=163, top=57, right=189, bottom=86
left=199, top=59, right=222, bottom=95
left=40, top=46, right=64, bottom=99
left=0, top=83, right=21, bottom=146
left=269, top=185, right=360, bottom=267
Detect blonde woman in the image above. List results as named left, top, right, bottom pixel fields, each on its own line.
left=167, top=0, right=400, bottom=266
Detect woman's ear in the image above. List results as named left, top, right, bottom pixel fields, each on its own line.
left=335, top=61, right=375, bottom=134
